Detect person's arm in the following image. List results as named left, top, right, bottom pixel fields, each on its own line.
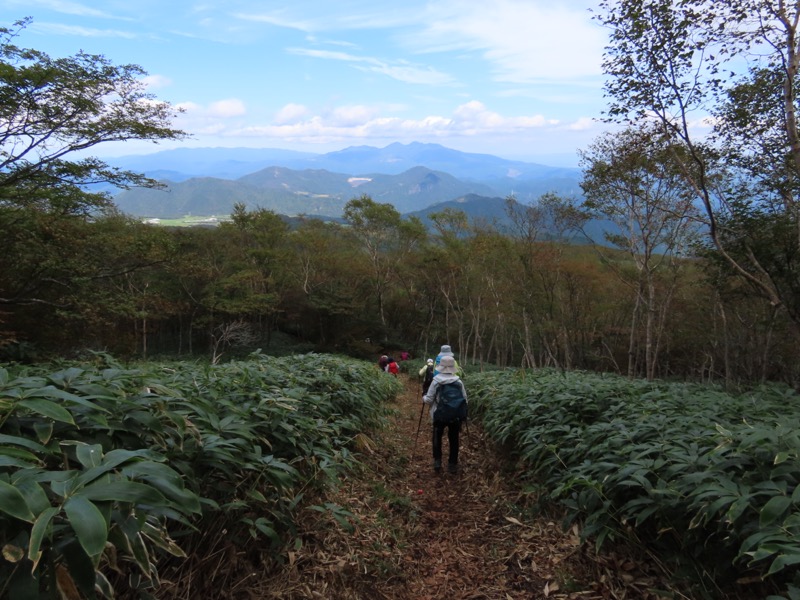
left=423, top=380, right=439, bottom=404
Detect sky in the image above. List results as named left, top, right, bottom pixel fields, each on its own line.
left=1, top=0, right=614, bottom=167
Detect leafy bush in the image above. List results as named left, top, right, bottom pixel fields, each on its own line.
left=0, top=352, right=401, bottom=598
left=469, top=368, right=800, bottom=594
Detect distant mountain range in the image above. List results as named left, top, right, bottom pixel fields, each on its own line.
left=110, top=142, right=584, bottom=223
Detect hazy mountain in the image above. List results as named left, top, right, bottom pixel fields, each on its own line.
left=113, top=166, right=497, bottom=218
left=107, top=142, right=581, bottom=187
left=109, top=142, right=586, bottom=228
left=110, top=147, right=318, bottom=179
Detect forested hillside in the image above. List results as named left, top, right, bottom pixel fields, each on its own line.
left=5, top=6, right=800, bottom=599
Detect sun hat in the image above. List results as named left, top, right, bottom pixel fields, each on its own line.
left=437, top=355, right=457, bottom=375
left=439, top=344, right=453, bottom=356
left=426, top=358, right=434, bottom=365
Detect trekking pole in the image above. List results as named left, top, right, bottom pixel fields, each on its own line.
left=411, top=400, right=425, bottom=461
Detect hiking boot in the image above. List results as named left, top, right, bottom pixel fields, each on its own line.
left=447, top=463, right=458, bottom=474
left=433, top=460, right=442, bottom=474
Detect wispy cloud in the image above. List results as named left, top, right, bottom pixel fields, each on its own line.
left=403, top=1, right=605, bottom=84
left=288, top=47, right=455, bottom=85
left=231, top=11, right=316, bottom=33
left=30, top=22, right=138, bottom=39
left=7, top=0, right=129, bottom=19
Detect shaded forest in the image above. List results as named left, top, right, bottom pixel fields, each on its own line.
left=2, top=193, right=795, bottom=388
left=2, top=7, right=800, bottom=390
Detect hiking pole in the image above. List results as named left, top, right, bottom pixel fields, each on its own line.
left=411, top=399, right=425, bottom=461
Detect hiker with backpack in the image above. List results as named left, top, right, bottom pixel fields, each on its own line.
left=418, top=358, right=435, bottom=395
left=423, top=355, right=467, bottom=474
left=434, top=344, right=463, bottom=377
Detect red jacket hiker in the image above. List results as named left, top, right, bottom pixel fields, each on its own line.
left=385, top=357, right=399, bottom=376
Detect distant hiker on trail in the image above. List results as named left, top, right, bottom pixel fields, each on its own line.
left=434, top=344, right=462, bottom=377
left=378, top=355, right=389, bottom=371
left=418, top=358, right=435, bottom=395
left=423, top=355, right=467, bottom=474
left=400, top=350, right=411, bottom=361
left=385, top=356, right=399, bottom=376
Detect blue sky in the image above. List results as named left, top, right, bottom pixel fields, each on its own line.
left=1, top=1, right=612, bottom=166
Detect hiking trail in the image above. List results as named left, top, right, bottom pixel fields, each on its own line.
left=258, top=373, right=665, bottom=599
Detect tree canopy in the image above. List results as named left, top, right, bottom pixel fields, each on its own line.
left=0, top=18, right=185, bottom=215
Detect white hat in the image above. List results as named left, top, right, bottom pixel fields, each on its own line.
left=426, top=358, right=434, bottom=365
left=438, top=355, right=457, bottom=375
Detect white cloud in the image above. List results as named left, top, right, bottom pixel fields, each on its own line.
left=328, top=105, right=380, bottom=127
left=31, top=22, right=137, bottom=39
left=289, top=47, right=455, bottom=85
left=274, top=103, right=310, bottom=125
left=568, top=117, right=596, bottom=131
left=221, top=101, right=579, bottom=145
left=175, top=99, right=246, bottom=119
left=142, top=74, right=172, bottom=89
left=11, top=0, right=123, bottom=19
left=209, top=99, right=247, bottom=118
left=404, top=0, right=605, bottom=84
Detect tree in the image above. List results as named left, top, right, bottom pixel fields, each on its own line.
left=0, top=18, right=185, bottom=350
left=596, top=0, right=800, bottom=338
left=342, top=194, right=425, bottom=336
left=580, top=125, right=700, bottom=379
left=0, top=19, right=185, bottom=214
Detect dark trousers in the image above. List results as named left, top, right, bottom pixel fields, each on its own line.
left=432, top=420, right=461, bottom=465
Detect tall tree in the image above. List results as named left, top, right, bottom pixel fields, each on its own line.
left=342, top=194, right=425, bottom=337
left=0, top=19, right=185, bottom=214
left=596, top=0, right=800, bottom=337
left=0, top=18, right=185, bottom=351
left=580, top=126, right=699, bottom=379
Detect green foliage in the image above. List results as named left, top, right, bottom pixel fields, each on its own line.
left=469, top=368, right=800, bottom=592
left=0, top=352, right=401, bottom=597
left=0, top=18, right=185, bottom=214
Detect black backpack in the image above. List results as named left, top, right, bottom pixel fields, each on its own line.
left=434, top=381, right=467, bottom=424
left=422, top=365, right=434, bottom=393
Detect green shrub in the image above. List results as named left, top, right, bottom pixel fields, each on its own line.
left=469, top=368, right=800, bottom=594
left=0, top=352, right=401, bottom=598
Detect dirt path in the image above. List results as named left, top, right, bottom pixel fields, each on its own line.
left=258, top=374, right=660, bottom=599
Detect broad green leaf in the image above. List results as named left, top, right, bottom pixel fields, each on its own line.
left=767, top=552, right=800, bottom=576
left=760, top=496, right=793, bottom=527
left=0, top=480, right=35, bottom=522
left=38, top=386, right=108, bottom=412
left=119, top=515, right=152, bottom=575
left=75, top=443, right=104, bottom=469
left=13, top=479, right=51, bottom=516
left=76, top=449, right=162, bottom=487
left=17, top=399, right=74, bottom=424
left=33, top=421, right=53, bottom=444
left=0, top=434, right=48, bottom=454
left=0, top=448, right=41, bottom=467
left=77, top=479, right=167, bottom=505
left=28, top=506, right=59, bottom=571
left=64, top=496, right=108, bottom=557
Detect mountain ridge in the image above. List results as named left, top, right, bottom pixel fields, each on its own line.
left=110, top=142, right=584, bottom=222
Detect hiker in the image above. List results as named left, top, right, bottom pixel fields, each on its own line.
left=378, top=355, right=389, bottom=371
left=434, top=344, right=462, bottom=377
left=423, top=355, right=467, bottom=474
left=418, top=358, right=435, bottom=395
left=385, top=356, right=399, bottom=376
left=400, top=350, right=411, bottom=361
